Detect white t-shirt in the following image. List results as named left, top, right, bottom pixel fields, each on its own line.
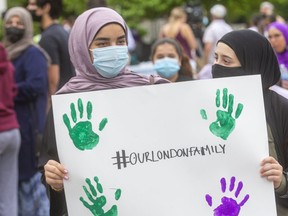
left=203, top=19, right=233, bottom=64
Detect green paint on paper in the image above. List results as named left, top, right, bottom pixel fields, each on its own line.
left=71, top=103, right=77, bottom=122
left=235, top=103, right=243, bottom=119
left=222, top=88, right=228, bottom=109
left=115, top=189, right=121, bottom=200
left=87, top=101, right=92, bottom=120
left=200, top=88, right=244, bottom=140
left=200, top=109, right=207, bottom=120
left=215, top=89, right=220, bottom=107
left=99, top=118, right=108, bottom=131
left=78, top=98, right=84, bottom=118
left=63, top=98, right=108, bottom=150
left=80, top=176, right=121, bottom=216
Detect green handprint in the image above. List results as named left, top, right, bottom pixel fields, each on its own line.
left=80, top=176, right=122, bottom=216
left=200, top=88, right=243, bottom=140
left=63, top=98, right=108, bottom=151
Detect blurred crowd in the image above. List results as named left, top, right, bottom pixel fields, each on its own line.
left=129, top=1, right=288, bottom=92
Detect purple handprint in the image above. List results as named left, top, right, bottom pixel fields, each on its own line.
left=205, top=177, right=250, bottom=216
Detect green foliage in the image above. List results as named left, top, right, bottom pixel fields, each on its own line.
left=62, top=0, right=88, bottom=16
left=7, top=0, right=27, bottom=8
left=108, top=0, right=185, bottom=21
left=1, top=0, right=288, bottom=39
left=4, top=0, right=288, bottom=24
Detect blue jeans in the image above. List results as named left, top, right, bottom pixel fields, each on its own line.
left=18, top=172, right=50, bottom=216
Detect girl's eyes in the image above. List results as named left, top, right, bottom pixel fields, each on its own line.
left=223, top=58, right=232, bottom=65
left=5, top=22, right=24, bottom=27
left=167, top=54, right=177, bottom=58
left=117, top=39, right=126, bottom=45
left=94, top=40, right=126, bottom=48
left=214, top=54, right=232, bottom=65
left=155, top=55, right=164, bottom=59
left=155, top=55, right=177, bottom=59
left=96, top=42, right=108, bottom=47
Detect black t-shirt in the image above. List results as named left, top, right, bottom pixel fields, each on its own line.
left=40, top=24, right=75, bottom=90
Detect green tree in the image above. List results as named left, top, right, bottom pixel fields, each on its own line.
left=2, top=0, right=288, bottom=39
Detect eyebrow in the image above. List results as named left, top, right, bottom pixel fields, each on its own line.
left=94, top=37, right=109, bottom=41
left=117, top=35, right=126, bottom=40
left=222, top=54, right=233, bottom=60
left=93, top=34, right=126, bottom=41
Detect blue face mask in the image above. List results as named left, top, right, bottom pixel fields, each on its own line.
left=153, top=57, right=180, bottom=78
left=91, top=46, right=129, bottom=78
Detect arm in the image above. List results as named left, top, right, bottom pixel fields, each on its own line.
left=44, top=159, right=68, bottom=191
left=48, top=64, right=60, bottom=96
left=260, top=156, right=284, bottom=190
left=38, top=108, right=68, bottom=215
left=39, top=34, right=61, bottom=97
left=159, top=25, right=165, bottom=38
left=15, top=47, right=48, bottom=102
left=39, top=108, right=67, bottom=191
left=182, top=24, right=197, bottom=50
left=260, top=124, right=287, bottom=194
left=203, top=42, right=212, bottom=64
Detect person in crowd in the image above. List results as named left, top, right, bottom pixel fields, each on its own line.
left=86, top=0, right=137, bottom=63
left=3, top=7, right=50, bottom=216
left=159, top=6, right=197, bottom=61
left=200, top=4, right=232, bottom=80
left=0, top=43, right=21, bottom=216
left=62, top=15, right=76, bottom=33
left=248, top=13, right=263, bottom=33
left=267, top=22, right=288, bottom=90
left=38, top=7, right=169, bottom=215
left=27, top=0, right=75, bottom=108
left=213, top=29, right=288, bottom=215
left=260, top=1, right=286, bottom=24
left=202, top=4, right=232, bottom=65
left=150, top=38, right=194, bottom=82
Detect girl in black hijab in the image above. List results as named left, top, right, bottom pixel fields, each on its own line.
left=213, top=29, right=288, bottom=215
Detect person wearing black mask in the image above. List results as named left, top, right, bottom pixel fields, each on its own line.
left=3, top=7, right=51, bottom=216
left=212, top=29, right=288, bottom=216
left=26, top=0, right=42, bottom=22
left=5, top=26, right=25, bottom=43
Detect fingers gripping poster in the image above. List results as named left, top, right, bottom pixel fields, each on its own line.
left=52, top=75, right=277, bottom=216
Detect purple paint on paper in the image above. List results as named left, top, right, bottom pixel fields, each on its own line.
left=220, top=177, right=226, bottom=193
left=235, top=181, right=243, bottom=198
left=229, top=176, right=235, bottom=191
left=205, top=194, right=212, bottom=206
left=204, top=176, right=250, bottom=216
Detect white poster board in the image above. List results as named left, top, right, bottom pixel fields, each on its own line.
left=52, top=75, right=277, bottom=216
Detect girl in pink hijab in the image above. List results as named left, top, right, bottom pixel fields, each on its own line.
left=57, top=7, right=167, bottom=94
left=40, top=7, right=168, bottom=215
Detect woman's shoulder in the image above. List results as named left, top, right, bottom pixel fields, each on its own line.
left=180, top=23, right=191, bottom=30
left=180, top=23, right=193, bottom=35
left=25, top=45, right=42, bottom=53
left=270, top=89, right=288, bottom=103
left=269, top=89, right=288, bottom=118
left=24, top=45, right=47, bottom=60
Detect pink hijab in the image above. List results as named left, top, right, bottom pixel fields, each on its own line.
left=57, top=7, right=168, bottom=94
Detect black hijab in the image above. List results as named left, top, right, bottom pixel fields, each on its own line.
left=218, top=29, right=288, bottom=207
left=217, top=29, right=280, bottom=90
